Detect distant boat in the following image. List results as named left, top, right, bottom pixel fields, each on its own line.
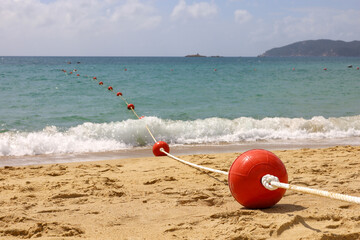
left=185, top=53, right=206, bottom=57
left=348, top=65, right=353, bottom=68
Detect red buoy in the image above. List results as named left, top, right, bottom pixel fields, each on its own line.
left=93, top=77, right=97, bottom=80
left=77, top=74, right=80, bottom=76
left=124, top=68, right=127, bottom=71
left=99, top=81, right=103, bottom=85
left=152, top=141, right=170, bottom=156
left=108, top=86, right=113, bottom=91
left=127, top=103, right=135, bottom=110
left=116, top=92, right=122, bottom=96
left=323, top=68, right=327, bottom=71
left=228, top=149, right=288, bottom=209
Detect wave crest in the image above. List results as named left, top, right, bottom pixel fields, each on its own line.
left=1, top=115, right=359, bottom=156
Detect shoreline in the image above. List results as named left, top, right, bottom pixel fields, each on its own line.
left=0, top=145, right=359, bottom=239
left=1, top=137, right=360, bottom=167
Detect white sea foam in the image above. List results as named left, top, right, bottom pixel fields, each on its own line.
left=1, top=115, right=359, bottom=157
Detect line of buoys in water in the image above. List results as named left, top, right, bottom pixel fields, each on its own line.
left=80, top=72, right=171, bottom=157
left=127, top=103, right=135, bottom=110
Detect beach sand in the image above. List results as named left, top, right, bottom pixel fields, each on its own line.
left=0, top=145, right=359, bottom=239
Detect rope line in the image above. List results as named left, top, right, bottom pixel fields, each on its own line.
left=160, top=148, right=229, bottom=175
left=262, top=174, right=360, bottom=204
left=131, top=108, right=158, bottom=143
left=87, top=74, right=158, bottom=144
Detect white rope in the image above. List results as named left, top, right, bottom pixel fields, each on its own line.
left=262, top=174, right=360, bottom=204
left=159, top=148, right=229, bottom=175
left=160, top=150, right=360, bottom=205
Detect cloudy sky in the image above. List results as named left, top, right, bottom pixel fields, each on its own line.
left=1, top=0, right=359, bottom=56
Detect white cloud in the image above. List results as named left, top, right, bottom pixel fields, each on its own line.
left=0, top=0, right=163, bottom=55
left=171, top=0, right=218, bottom=20
left=272, top=8, right=360, bottom=41
left=109, top=0, right=162, bottom=30
left=0, top=0, right=162, bottom=34
left=234, top=9, right=252, bottom=24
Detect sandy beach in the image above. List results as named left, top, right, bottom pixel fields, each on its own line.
left=0, top=145, right=359, bottom=239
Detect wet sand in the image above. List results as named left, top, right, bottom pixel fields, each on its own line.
left=0, top=145, right=359, bottom=239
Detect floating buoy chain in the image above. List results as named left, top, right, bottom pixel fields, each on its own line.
left=262, top=174, right=360, bottom=204
left=93, top=76, right=158, bottom=144
left=78, top=72, right=160, bottom=147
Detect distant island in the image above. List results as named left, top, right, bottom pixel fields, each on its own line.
left=185, top=53, right=223, bottom=57
left=259, top=39, right=360, bottom=57
left=185, top=53, right=206, bottom=57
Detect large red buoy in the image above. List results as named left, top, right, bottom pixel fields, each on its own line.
left=93, top=77, right=97, bottom=80
left=152, top=141, right=170, bottom=156
left=228, top=149, right=288, bottom=209
left=99, top=81, right=103, bottom=85
left=108, top=86, right=113, bottom=91
left=127, top=103, right=135, bottom=110
left=117, top=92, right=122, bottom=96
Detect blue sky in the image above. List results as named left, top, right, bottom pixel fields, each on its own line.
left=1, top=0, right=359, bottom=56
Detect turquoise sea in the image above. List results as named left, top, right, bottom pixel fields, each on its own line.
left=0, top=56, right=360, bottom=162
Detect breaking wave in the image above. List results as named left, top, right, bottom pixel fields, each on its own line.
left=1, top=115, right=360, bottom=156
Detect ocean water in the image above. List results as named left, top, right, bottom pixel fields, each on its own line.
left=0, top=56, right=360, bottom=158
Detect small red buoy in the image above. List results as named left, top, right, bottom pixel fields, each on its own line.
left=77, top=74, right=80, bottom=76
left=152, top=141, right=170, bottom=156
left=139, top=116, right=145, bottom=119
left=93, top=77, right=97, bottom=80
left=323, top=68, right=327, bottom=71
left=99, top=81, right=103, bottom=85
left=127, top=103, right=135, bottom=110
left=116, top=92, right=122, bottom=96
left=124, top=68, right=127, bottom=71
left=69, top=71, right=73, bottom=74
left=108, top=86, right=113, bottom=91
left=228, top=149, right=288, bottom=209
left=357, top=67, right=359, bottom=70
left=74, top=69, right=77, bottom=72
